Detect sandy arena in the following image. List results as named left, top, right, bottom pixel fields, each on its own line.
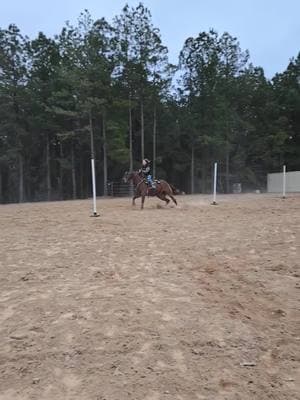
left=0, top=194, right=299, bottom=400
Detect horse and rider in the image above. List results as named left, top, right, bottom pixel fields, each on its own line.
left=123, top=158, right=177, bottom=209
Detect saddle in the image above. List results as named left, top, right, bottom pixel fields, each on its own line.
left=144, top=179, right=160, bottom=186
left=144, top=179, right=160, bottom=195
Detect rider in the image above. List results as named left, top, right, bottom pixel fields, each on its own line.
left=140, top=158, right=156, bottom=189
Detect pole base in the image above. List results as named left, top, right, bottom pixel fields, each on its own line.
left=90, top=212, right=100, bottom=217
left=211, top=201, right=217, bottom=205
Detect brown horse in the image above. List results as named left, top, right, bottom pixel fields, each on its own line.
left=123, top=171, right=177, bottom=209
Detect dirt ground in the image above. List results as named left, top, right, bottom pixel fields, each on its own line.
left=0, top=193, right=299, bottom=400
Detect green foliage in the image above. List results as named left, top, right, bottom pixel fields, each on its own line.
left=0, top=6, right=299, bottom=202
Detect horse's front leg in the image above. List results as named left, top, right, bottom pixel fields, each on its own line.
left=132, top=194, right=140, bottom=206
left=141, top=195, right=145, bottom=209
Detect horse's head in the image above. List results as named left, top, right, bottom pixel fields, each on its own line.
left=123, top=170, right=142, bottom=184
left=123, top=171, right=134, bottom=183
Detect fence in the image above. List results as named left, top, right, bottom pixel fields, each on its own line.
left=194, top=163, right=299, bottom=204
left=107, top=182, right=134, bottom=197
left=107, top=167, right=300, bottom=199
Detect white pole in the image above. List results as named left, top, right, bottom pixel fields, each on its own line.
left=212, top=162, right=217, bottom=205
left=282, top=165, right=286, bottom=199
left=91, top=158, right=99, bottom=216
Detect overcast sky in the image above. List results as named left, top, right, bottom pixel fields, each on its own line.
left=1, top=0, right=299, bottom=78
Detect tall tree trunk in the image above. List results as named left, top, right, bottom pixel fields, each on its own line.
left=0, top=170, right=2, bottom=203
left=201, top=159, right=206, bottom=193
left=141, top=100, right=144, bottom=160
left=225, top=141, right=230, bottom=193
left=279, top=152, right=284, bottom=169
left=89, top=109, right=97, bottom=199
left=129, top=94, right=133, bottom=171
left=153, top=105, right=157, bottom=179
left=46, top=133, right=51, bottom=201
left=59, top=142, right=63, bottom=200
left=102, top=111, right=108, bottom=196
left=71, top=138, right=76, bottom=200
left=128, top=96, right=134, bottom=196
left=19, top=153, right=24, bottom=203
left=191, top=144, right=195, bottom=194
left=79, top=155, right=84, bottom=199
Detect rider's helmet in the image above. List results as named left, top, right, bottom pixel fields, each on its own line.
left=142, top=158, right=150, bottom=166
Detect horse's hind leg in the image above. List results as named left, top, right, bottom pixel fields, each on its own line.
left=141, top=195, right=146, bottom=209
left=157, top=193, right=170, bottom=206
left=169, top=194, right=177, bottom=206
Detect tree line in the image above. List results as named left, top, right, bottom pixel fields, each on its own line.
left=0, top=3, right=299, bottom=203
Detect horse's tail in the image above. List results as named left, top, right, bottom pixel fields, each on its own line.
left=164, top=182, right=178, bottom=205
left=169, top=183, right=178, bottom=195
